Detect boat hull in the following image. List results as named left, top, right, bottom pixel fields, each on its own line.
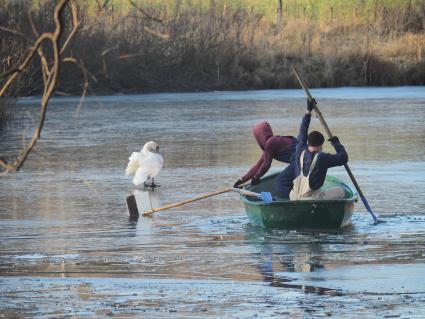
left=241, top=173, right=356, bottom=229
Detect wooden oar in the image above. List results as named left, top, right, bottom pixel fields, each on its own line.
left=127, top=187, right=273, bottom=218
left=293, top=67, right=380, bottom=224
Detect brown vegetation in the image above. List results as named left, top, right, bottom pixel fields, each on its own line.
left=1, top=0, right=425, bottom=96
left=0, top=1, right=423, bottom=174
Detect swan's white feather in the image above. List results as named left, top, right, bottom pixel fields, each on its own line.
left=133, top=166, right=149, bottom=186
left=125, top=141, right=164, bottom=186
left=125, top=152, right=141, bottom=175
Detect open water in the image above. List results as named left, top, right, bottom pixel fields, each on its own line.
left=1, top=87, right=425, bottom=318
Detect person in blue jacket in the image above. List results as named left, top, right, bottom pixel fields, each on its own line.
left=289, top=99, right=348, bottom=200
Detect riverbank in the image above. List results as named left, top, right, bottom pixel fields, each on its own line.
left=1, top=0, right=424, bottom=97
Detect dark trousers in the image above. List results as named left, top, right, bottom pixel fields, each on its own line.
left=275, top=163, right=295, bottom=199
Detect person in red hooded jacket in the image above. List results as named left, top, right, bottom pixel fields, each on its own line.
left=233, top=121, right=297, bottom=199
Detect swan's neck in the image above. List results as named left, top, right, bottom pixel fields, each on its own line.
left=142, top=146, right=151, bottom=153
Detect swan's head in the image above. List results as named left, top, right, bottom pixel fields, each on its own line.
left=143, top=141, right=160, bottom=153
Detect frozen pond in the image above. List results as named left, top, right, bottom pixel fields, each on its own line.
left=1, top=87, right=425, bottom=317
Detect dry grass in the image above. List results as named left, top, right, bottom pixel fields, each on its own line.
left=1, top=0, right=424, bottom=97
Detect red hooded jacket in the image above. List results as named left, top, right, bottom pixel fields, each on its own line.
left=240, top=121, right=296, bottom=183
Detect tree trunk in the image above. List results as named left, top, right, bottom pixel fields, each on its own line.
left=276, top=0, right=283, bottom=26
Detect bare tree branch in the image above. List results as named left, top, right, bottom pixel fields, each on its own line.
left=60, top=0, right=80, bottom=55
left=0, top=33, right=50, bottom=97
left=128, top=0, right=163, bottom=24
left=28, top=10, right=40, bottom=37
left=63, top=57, right=89, bottom=116
left=26, top=10, right=49, bottom=89
left=75, top=60, right=89, bottom=116
left=0, top=158, right=11, bottom=169
left=0, top=26, right=27, bottom=38
left=143, top=26, right=170, bottom=40
left=0, top=0, right=73, bottom=176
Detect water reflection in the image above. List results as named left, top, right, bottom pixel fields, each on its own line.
left=245, top=226, right=341, bottom=295
left=127, top=188, right=164, bottom=221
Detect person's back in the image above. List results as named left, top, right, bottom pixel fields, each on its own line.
left=234, top=121, right=296, bottom=188
left=290, top=100, right=348, bottom=200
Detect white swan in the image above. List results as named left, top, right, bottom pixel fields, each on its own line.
left=125, top=141, right=164, bottom=187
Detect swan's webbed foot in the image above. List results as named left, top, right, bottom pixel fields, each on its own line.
left=144, top=178, right=160, bottom=189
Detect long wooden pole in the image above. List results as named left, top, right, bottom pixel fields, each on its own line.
left=142, top=188, right=232, bottom=216
left=293, top=67, right=380, bottom=223
left=141, top=186, right=266, bottom=216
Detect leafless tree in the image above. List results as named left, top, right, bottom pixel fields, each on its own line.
left=0, top=0, right=81, bottom=176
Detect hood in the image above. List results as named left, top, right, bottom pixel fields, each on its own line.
left=253, top=121, right=273, bottom=150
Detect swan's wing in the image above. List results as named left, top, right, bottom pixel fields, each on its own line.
left=133, top=166, right=148, bottom=186
left=157, top=153, right=164, bottom=168
left=141, top=153, right=163, bottom=178
left=125, top=152, right=140, bottom=175
left=150, top=153, right=163, bottom=171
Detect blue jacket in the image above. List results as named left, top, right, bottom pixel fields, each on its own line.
left=294, top=114, right=348, bottom=190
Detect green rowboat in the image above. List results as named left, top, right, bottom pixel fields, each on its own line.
left=240, top=172, right=357, bottom=229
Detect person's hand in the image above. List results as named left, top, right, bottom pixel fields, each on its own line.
left=307, top=98, right=316, bottom=111
left=233, top=179, right=244, bottom=188
left=328, top=136, right=340, bottom=145
left=251, top=176, right=260, bottom=186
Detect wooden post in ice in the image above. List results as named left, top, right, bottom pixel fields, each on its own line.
left=126, top=195, right=139, bottom=219
left=127, top=191, right=156, bottom=220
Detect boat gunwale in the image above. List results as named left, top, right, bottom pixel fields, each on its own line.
left=240, top=173, right=358, bottom=207
left=239, top=195, right=357, bottom=206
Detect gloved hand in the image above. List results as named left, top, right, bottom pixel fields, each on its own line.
left=307, top=98, right=316, bottom=111
left=251, top=176, right=260, bottom=186
left=328, top=136, right=340, bottom=145
left=233, top=179, right=244, bottom=188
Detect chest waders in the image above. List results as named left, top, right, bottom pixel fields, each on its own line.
left=289, top=150, right=320, bottom=200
